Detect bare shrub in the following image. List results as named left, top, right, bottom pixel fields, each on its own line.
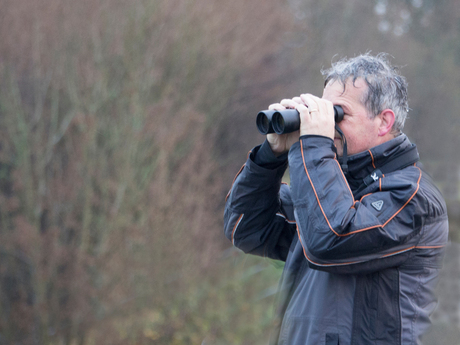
left=0, top=0, right=294, bottom=343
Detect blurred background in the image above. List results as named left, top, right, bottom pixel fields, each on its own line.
left=0, top=0, right=459, bottom=344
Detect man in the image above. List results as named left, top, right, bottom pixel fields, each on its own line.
left=224, top=53, right=449, bottom=344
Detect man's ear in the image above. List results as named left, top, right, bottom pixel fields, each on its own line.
left=378, top=109, right=395, bottom=137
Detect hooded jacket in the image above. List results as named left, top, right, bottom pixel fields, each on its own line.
left=224, top=134, right=449, bottom=345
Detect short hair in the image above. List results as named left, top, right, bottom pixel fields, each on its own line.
left=321, top=53, right=409, bottom=133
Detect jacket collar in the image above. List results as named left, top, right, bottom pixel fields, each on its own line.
left=339, top=134, right=416, bottom=190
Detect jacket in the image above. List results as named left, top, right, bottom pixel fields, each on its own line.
left=224, top=134, right=449, bottom=344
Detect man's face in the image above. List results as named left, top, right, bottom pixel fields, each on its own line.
left=322, top=78, right=381, bottom=157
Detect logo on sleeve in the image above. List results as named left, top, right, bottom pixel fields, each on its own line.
left=371, top=200, right=384, bottom=211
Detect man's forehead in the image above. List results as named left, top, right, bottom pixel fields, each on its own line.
left=325, top=77, right=367, bottom=90
left=323, top=77, right=368, bottom=98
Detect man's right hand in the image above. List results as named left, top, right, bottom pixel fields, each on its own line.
left=267, top=98, right=301, bottom=157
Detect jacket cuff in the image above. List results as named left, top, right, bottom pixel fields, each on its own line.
left=289, top=135, right=335, bottom=157
left=299, top=134, right=335, bottom=146
left=252, top=139, right=288, bottom=169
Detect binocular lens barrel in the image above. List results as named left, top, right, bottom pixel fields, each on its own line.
left=272, top=109, right=298, bottom=134
left=256, top=105, right=344, bottom=135
left=256, top=110, right=276, bottom=134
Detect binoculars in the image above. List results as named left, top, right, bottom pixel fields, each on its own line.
left=256, top=105, right=344, bottom=135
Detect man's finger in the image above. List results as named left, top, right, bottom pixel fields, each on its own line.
left=268, top=103, right=286, bottom=110
left=280, top=99, right=299, bottom=109
left=292, top=96, right=302, bottom=104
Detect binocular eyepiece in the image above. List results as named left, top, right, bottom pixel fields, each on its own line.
left=256, top=105, right=344, bottom=135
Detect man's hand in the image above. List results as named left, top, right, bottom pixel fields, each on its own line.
left=297, top=94, right=335, bottom=139
left=266, top=95, right=335, bottom=156
left=266, top=99, right=300, bottom=157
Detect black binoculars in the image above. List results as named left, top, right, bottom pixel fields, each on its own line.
left=256, top=105, right=344, bottom=135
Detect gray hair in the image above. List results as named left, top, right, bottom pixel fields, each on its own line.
left=321, top=53, right=409, bottom=133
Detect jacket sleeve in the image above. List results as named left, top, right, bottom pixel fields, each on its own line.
left=224, top=146, right=296, bottom=262
left=288, top=136, right=449, bottom=275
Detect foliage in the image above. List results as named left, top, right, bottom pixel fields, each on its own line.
left=0, top=0, right=459, bottom=344
left=0, top=0, right=288, bottom=343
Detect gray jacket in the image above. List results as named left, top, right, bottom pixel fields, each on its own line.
left=224, top=134, right=449, bottom=344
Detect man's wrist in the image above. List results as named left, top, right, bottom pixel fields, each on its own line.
left=253, top=140, right=288, bottom=169
left=299, top=134, right=334, bottom=141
